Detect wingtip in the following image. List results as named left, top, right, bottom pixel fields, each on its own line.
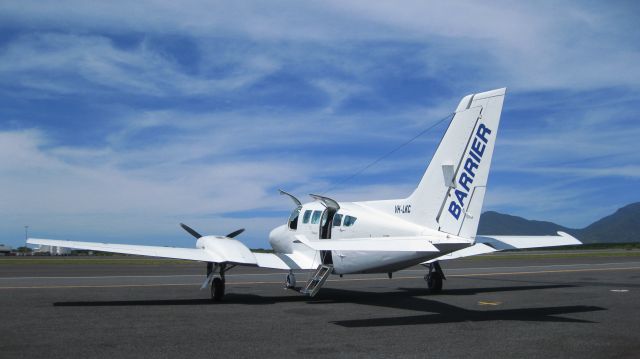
left=557, top=231, right=582, bottom=244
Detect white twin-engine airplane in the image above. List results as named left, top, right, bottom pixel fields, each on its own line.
left=28, top=88, right=581, bottom=301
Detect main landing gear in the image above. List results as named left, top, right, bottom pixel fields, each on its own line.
left=284, top=270, right=296, bottom=289
left=211, top=276, right=225, bottom=301
left=206, top=263, right=230, bottom=301
left=424, top=261, right=445, bottom=292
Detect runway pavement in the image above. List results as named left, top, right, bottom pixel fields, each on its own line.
left=1, top=254, right=639, bottom=358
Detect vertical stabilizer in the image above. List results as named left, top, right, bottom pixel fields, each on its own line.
left=407, top=88, right=506, bottom=238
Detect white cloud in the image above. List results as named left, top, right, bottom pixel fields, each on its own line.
left=494, top=107, right=640, bottom=178
left=1, top=1, right=638, bottom=93
left=0, top=104, right=444, bottom=247
left=0, top=129, right=310, bottom=244
left=0, top=33, right=277, bottom=97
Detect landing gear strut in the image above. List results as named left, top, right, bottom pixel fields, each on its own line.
left=424, top=261, right=445, bottom=292
left=285, top=270, right=296, bottom=289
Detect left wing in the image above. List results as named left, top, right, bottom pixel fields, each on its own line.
left=26, top=238, right=312, bottom=270
left=29, top=238, right=219, bottom=262
left=424, top=231, right=581, bottom=263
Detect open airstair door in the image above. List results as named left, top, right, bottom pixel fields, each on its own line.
left=310, top=194, right=340, bottom=265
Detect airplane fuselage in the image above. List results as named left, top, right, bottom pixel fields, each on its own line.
left=268, top=200, right=473, bottom=274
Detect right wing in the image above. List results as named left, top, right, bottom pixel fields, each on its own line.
left=296, top=235, right=442, bottom=252
left=27, top=238, right=314, bottom=270
left=424, top=231, right=581, bottom=263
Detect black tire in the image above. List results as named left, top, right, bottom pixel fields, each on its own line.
left=211, top=277, right=225, bottom=301
left=426, top=273, right=443, bottom=292
left=285, top=273, right=296, bottom=289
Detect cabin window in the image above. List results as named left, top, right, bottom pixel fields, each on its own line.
left=288, top=206, right=301, bottom=230
left=332, top=214, right=343, bottom=227
left=302, top=210, right=312, bottom=224
left=310, top=210, right=322, bottom=224
left=343, top=215, right=357, bottom=227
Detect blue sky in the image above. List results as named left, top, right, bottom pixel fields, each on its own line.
left=0, top=1, right=638, bottom=248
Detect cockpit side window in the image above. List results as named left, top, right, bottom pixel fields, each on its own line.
left=310, top=210, right=322, bottom=224
left=288, top=206, right=301, bottom=230
left=302, top=210, right=312, bottom=224
left=332, top=214, right=343, bottom=227
left=343, top=215, right=357, bottom=227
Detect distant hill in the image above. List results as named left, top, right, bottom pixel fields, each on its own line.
left=477, top=211, right=568, bottom=236
left=478, top=202, right=640, bottom=243
left=576, top=202, right=640, bottom=243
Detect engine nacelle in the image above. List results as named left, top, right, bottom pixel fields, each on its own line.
left=269, top=224, right=293, bottom=254
left=197, top=236, right=257, bottom=264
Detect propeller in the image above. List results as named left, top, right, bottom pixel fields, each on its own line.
left=180, top=223, right=203, bottom=239
left=225, top=228, right=245, bottom=238
left=179, top=223, right=245, bottom=292
left=180, top=223, right=245, bottom=239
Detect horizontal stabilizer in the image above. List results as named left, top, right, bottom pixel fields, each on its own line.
left=424, top=231, right=581, bottom=263
left=476, top=231, right=581, bottom=250
left=296, top=235, right=440, bottom=252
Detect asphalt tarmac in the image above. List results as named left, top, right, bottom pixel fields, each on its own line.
left=1, top=254, right=639, bottom=358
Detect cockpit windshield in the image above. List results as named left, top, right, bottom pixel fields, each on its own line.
left=343, top=215, right=357, bottom=227
left=311, top=210, right=322, bottom=224
left=288, top=206, right=301, bottom=230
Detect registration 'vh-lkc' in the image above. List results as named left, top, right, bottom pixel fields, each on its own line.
left=394, top=204, right=411, bottom=214
left=448, top=123, right=492, bottom=221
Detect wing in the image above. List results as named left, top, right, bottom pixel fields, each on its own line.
left=424, top=231, right=581, bottom=263
left=296, top=235, right=440, bottom=252
left=27, top=238, right=312, bottom=270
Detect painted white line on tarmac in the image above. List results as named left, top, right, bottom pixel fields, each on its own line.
left=1, top=266, right=640, bottom=290
left=2, top=261, right=640, bottom=280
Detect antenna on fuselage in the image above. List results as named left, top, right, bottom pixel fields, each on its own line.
left=321, top=112, right=453, bottom=195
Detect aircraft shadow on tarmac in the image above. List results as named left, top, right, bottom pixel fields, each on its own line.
left=459, top=274, right=640, bottom=290
left=53, top=284, right=605, bottom=327
left=314, top=287, right=605, bottom=327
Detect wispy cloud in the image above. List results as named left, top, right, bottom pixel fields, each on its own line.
left=0, top=33, right=276, bottom=98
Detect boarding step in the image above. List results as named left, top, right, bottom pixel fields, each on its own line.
left=300, top=264, right=333, bottom=297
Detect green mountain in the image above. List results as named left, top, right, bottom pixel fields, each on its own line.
left=477, top=202, right=640, bottom=243
left=576, top=202, right=640, bottom=243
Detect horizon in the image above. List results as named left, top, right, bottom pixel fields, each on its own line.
left=1, top=1, right=639, bottom=248
left=4, top=202, right=638, bottom=249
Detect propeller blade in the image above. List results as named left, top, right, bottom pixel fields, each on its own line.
left=180, top=223, right=203, bottom=239
left=226, top=228, right=245, bottom=238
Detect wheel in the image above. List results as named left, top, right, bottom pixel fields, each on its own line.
left=211, top=277, right=225, bottom=301
left=285, top=272, right=296, bottom=289
left=425, top=272, right=443, bottom=292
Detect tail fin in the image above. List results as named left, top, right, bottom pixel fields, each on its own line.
left=408, top=88, right=506, bottom=238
